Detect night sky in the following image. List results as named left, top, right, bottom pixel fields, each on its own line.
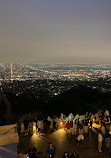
left=0, top=0, right=111, bottom=64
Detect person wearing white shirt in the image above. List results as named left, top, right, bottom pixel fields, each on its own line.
left=76, top=133, right=84, bottom=142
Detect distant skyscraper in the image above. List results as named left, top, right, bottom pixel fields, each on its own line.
left=11, top=62, right=13, bottom=82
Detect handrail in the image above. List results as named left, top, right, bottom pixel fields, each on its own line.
left=2, top=126, right=17, bottom=135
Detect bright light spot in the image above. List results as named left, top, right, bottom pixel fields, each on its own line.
left=33, top=125, right=36, bottom=134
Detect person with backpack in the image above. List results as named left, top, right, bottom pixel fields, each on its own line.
left=47, top=142, right=56, bottom=158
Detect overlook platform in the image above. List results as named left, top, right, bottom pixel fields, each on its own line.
left=18, top=127, right=106, bottom=158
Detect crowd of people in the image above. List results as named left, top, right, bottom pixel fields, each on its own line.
left=18, top=142, right=79, bottom=158
left=17, top=109, right=111, bottom=158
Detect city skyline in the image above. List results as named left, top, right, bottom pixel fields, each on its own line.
left=0, top=0, right=111, bottom=64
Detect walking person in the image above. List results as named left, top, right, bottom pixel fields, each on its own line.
left=47, top=142, right=56, bottom=158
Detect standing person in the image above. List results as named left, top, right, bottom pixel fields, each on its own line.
left=95, top=113, right=99, bottom=124
left=105, top=134, right=111, bottom=156
left=37, top=120, right=42, bottom=137
left=70, top=151, right=79, bottom=158
left=66, top=121, right=73, bottom=138
left=17, top=152, right=25, bottom=158
left=73, top=120, right=77, bottom=136
left=89, top=113, right=93, bottom=128
left=55, top=117, right=60, bottom=130
left=17, top=120, right=21, bottom=135
left=100, top=124, right=105, bottom=137
left=53, top=116, right=56, bottom=131
left=69, top=113, right=74, bottom=122
left=23, top=118, right=29, bottom=135
left=104, top=109, right=110, bottom=122
left=60, top=113, right=64, bottom=121
left=35, top=117, right=38, bottom=134
left=85, top=112, right=89, bottom=123
left=47, top=142, right=56, bottom=158
left=77, top=118, right=80, bottom=129
left=98, top=131, right=103, bottom=152
left=29, top=122, right=33, bottom=135
left=109, top=122, right=111, bottom=133
left=75, top=114, right=79, bottom=124
left=47, top=116, right=51, bottom=122
left=98, top=110, right=102, bottom=118
left=62, top=152, right=69, bottom=158
left=47, top=116, right=51, bottom=134
left=28, top=145, right=37, bottom=158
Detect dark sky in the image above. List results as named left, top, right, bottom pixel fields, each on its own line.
left=0, top=0, right=111, bottom=64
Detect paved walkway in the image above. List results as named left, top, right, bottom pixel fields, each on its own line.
left=17, top=127, right=108, bottom=158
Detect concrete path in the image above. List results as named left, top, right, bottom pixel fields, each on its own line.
left=17, top=128, right=107, bottom=158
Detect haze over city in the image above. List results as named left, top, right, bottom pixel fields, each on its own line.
left=0, top=0, right=111, bottom=64
left=1, top=1, right=111, bottom=158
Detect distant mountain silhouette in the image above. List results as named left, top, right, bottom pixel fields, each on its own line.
left=45, top=85, right=111, bottom=115
left=4, top=85, right=111, bottom=118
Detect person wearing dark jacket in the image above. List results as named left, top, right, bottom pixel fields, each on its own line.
left=47, top=142, right=56, bottom=158
left=28, top=145, right=37, bottom=158
left=70, top=151, right=79, bottom=158
left=17, top=121, right=21, bottom=135
left=62, top=152, right=69, bottom=158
